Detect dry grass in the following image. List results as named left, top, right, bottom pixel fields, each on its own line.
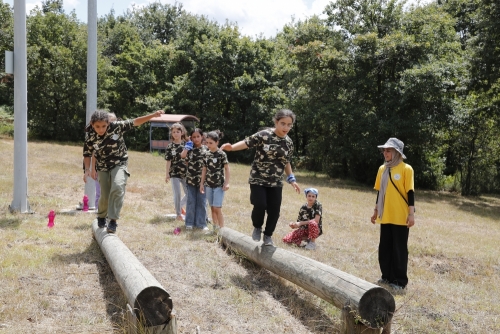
left=1, top=137, right=500, bottom=333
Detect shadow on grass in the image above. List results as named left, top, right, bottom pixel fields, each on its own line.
left=416, top=191, right=500, bottom=220
left=228, top=253, right=340, bottom=333
left=52, top=240, right=127, bottom=326
left=0, top=216, right=22, bottom=229
left=149, top=214, right=176, bottom=225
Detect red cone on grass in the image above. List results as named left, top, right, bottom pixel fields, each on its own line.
left=47, top=210, right=55, bottom=228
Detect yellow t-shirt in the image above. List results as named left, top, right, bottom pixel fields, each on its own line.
left=374, top=162, right=414, bottom=226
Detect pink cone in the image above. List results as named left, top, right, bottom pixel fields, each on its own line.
left=174, top=227, right=181, bottom=235
left=82, top=195, right=89, bottom=212
left=47, top=210, right=55, bottom=228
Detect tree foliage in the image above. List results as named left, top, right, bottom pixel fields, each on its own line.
left=0, top=0, right=499, bottom=194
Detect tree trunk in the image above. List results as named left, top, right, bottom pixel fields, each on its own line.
left=219, top=227, right=395, bottom=328
left=92, top=220, right=173, bottom=327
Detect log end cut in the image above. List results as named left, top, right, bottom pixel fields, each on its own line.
left=134, top=286, right=173, bottom=327
left=358, top=287, right=395, bottom=328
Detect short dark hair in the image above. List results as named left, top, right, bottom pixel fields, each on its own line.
left=273, top=109, right=296, bottom=123
left=206, top=130, right=223, bottom=142
left=90, top=110, right=110, bottom=124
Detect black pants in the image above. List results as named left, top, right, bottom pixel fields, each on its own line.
left=250, top=184, right=283, bottom=237
left=379, top=224, right=409, bottom=288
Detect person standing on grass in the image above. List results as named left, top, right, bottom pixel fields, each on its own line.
left=165, top=123, right=189, bottom=221
left=181, top=128, right=209, bottom=231
left=83, top=109, right=165, bottom=233
left=200, top=130, right=230, bottom=230
left=282, top=188, right=322, bottom=250
left=370, top=137, right=415, bottom=292
left=221, top=109, right=301, bottom=246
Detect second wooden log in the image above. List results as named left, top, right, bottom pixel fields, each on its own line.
left=219, top=227, right=395, bottom=328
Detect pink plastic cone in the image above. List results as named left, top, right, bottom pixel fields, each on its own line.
left=47, top=210, right=55, bottom=228
left=173, top=227, right=181, bottom=235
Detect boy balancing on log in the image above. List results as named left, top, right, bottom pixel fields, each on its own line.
left=83, top=109, right=164, bottom=233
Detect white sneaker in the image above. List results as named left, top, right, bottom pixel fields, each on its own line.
left=305, top=241, right=316, bottom=250
left=202, top=226, right=211, bottom=234
left=186, top=226, right=193, bottom=230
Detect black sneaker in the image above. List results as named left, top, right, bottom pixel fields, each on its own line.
left=377, top=278, right=390, bottom=286
left=97, top=217, right=107, bottom=228
left=107, top=220, right=117, bottom=233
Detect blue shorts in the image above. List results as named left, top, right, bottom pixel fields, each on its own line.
left=205, top=186, right=225, bottom=207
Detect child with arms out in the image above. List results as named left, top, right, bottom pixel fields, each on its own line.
left=200, top=130, right=230, bottom=229
left=282, top=188, right=322, bottom=250
left=83, top=109, right=164, bottom=233
left=165, top=123, right=189, bottom=221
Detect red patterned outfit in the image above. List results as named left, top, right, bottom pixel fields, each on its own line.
left=282, top=201, right=322, bottom=246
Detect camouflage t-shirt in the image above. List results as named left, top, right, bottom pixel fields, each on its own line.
left=203, top=149, right=228, bottom=188
left=244, top=129, right=294, bottom=187
left=186, top=145, right=208, bottom=187
left=297, top=200, right=323, bottom=236
left=165, top=142, right=187, bottom=179
left=83, top=120, right=134, bottom=172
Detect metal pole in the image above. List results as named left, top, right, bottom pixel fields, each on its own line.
left=84, top=0, right=97, bottom=208
left=10, top=0, right=30, bottom=213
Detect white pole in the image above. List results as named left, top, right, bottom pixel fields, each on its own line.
left=10, top=0, right=30, bottom=213
left=84, top=0, right=97, bottom=208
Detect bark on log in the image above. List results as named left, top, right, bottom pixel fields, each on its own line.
left=92, top=220, right=173, bottom=326
left=219, top=227, right=395, bottom=328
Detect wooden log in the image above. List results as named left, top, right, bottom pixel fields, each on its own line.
left=126, top=304, right=177, bottom=334
left=219, top=227, right=395, bottom=328
left=341, top=305, right=382, bottom=334
left=92, top=220, right=173, bottom=327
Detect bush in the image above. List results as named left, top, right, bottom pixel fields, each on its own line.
left=0, top=106, right=14, bottom=137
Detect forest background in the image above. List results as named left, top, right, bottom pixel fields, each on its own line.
left=0, top=0, right=499, bottom=196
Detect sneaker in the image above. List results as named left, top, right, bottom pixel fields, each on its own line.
left=202, top=226, right=211, bottom=234
left=252, top=227, right=262, bottom=242
left=97, top=217, right=107, bottom=228
left=186, top=226, right=193, bottom=230
left=107, top=220, right=117, bottom=233
left=305, top=241, right=316, bottom=250
left=263, top=235, right=274, bottom=246
left=377, top=278, right=390, bottom=286
left=389, top=283, right=405, bottom=292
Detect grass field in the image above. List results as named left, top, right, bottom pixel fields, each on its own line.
left=1, top=138, right=500, bottom=333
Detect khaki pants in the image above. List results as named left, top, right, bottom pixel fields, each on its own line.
left=97, top=164, right=129, bottom=220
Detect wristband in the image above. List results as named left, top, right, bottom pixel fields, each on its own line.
left=286, top=174, right=296, bottom=184
left=185, top=141, right=193, bottom=151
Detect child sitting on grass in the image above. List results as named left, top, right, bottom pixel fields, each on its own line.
left=282, top=188, right=323, bottom=250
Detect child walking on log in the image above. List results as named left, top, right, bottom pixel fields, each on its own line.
left=221, top=109, right=300, bottom=246
left=83, top=109, right=164, bottom=233
left=200, top=130, right=230, bottom=230
left=283, top=188, right=322, bottom=250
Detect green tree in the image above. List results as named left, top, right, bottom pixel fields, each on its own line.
left=26, top=5, right=87, bottom=140
left=0, top=0, right=14, bottom=107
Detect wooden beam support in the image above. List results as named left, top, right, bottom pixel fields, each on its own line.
left=219, top=227, right=395, bottom=329
left=92, top=220, right=173, bottom=327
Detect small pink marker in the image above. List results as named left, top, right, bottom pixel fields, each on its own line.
left=82, top=195, right=89, bottom=212
left=47, top=210, right=55, bottom=228
left=173, top=227, right=181, bottom=235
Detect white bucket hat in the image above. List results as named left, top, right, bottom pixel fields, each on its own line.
left=377, top=137, right=406, bottom=159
